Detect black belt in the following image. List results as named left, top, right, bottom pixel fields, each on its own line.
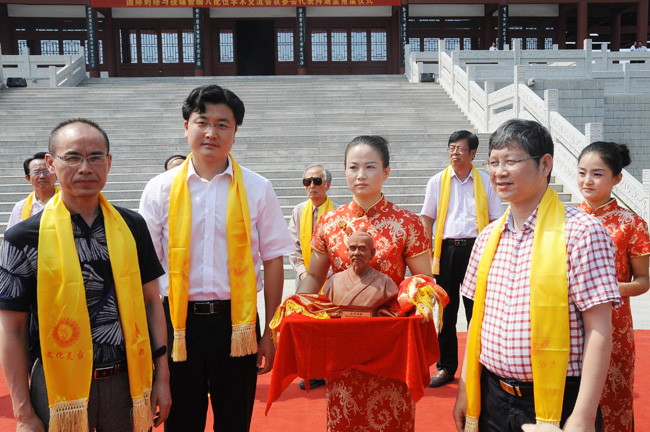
left=93, top=359, right=127, bottom=380
left=486, top=369, right=534, bottom=397
left=487, top=369, right=580, bottom=398
left=444, top=238, right=475, bottom=247
left=163, top=297, right=231, bottom=315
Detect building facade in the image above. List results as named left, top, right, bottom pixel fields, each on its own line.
left=0, top=0, right=648, bottom=77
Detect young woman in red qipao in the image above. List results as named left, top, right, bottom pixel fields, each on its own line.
left=298, top=135, right=433, bottom=432
left=577, top=141, right=650, bottom=432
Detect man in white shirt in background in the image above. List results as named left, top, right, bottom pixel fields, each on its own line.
left=420, top=130, right=503, bottom=388
left=6, top=152, right=58, bottom=230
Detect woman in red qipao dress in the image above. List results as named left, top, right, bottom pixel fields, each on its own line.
left=576, top=141, right=650, bottom=432
left=298, top=135, right=433, bottom=432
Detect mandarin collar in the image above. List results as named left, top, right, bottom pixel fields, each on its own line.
left=580, top=198, right=617, bottom=216
left=350, top=195, right=385, bottom=217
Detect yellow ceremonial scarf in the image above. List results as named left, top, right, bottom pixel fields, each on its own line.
left=168, top=153, right=257, bottom=361
left=37, top=192, right=152, bottom=432
left=432, top=165, right=488, bottom=275
left=465, top=188, right=568, bottom=431
left=299, top=197, right=334, bottom=270
left=22, top=186, right=60, bottom=221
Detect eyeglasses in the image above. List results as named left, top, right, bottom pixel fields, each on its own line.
left=484, top=155, right=542, bottom=171
left=303, top=177, right=323, bottom=186
left=51, top=153, right=109, bottom=166
left=29, top=170, right=51, bottom=177
left=448, top=145, right=470, bottom=153
left=192, top=120, right=232, bottom=132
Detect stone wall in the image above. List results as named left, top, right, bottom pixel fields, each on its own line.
left=603, top=94, right=650, bottom=180
left=529, top=80, right=647, bottom=181
left=531, top=80, right=605, bottom=135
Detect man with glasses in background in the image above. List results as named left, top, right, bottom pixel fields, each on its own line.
left=6, top=152, right=59, bottom=230
left=0, top=119, right=171, bottom=431
left=287, top=164, right=338, bottom=390
left=420, top=130, right=502, bottom=388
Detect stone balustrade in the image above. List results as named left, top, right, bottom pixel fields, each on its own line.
left=406, top=39, right=650, bottom=222
left=0, top=45, right=86, bottom=88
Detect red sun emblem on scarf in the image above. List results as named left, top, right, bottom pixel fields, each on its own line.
left=52, top=317, right=81, bottom=348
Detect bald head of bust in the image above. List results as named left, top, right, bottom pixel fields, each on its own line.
left=347, top=230, right=376, bottom=275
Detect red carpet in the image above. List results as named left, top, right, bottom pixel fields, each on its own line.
left=1, top=331, right=649, bottom=431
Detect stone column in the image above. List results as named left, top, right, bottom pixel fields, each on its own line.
left=297, top=7, right=307, bottom=75
left=399, top=5, right=408, bottom=74
left=576, top=0, right=588, bottom=49
left=193, top=7, right=204, bottom=76
left=85, top=6, right=100, bottom=78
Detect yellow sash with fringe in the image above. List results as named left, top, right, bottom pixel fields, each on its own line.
left=168, top=153, right=257, bottom=361
left=22, top=186, right=60, bottom=220
left=300, top=197, right=334, bottom=270
left=465, top=188, right=568, bottom=431
left=432, top=165, right=488, bottom=275
left=37, top=192, right=152, bottom=432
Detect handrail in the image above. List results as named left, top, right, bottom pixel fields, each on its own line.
left=408, top=39, right=649, bottom=221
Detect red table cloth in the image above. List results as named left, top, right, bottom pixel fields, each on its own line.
left=266, top=314, right=439, bottom=414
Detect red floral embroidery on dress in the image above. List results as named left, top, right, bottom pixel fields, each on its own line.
left=577, top=199, right=650, bottom=432
left=311, top=196, right=431, bottom=286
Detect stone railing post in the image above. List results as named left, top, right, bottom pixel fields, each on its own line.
left=584, top=39, right=592, bottom=78
left=485, top=80, right=494, bottom=131
left=23, top=47, right=31, bottom=79
left=513, top=38, right=521, bottom=65
left=623, top=62, right=630, bottom=93
left=466, top=65, right=475, bottom=113
left=451, top=50, right=460, bottom=94
left=584, top=123, right=602, bottom=146
left=49, top=65, right=57, bottom=87
left=544, top=89, right=558, bottom=129
left=514, top=65, right=526, bottom=117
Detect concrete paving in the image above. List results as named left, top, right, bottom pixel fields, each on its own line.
left=258, top=279, right=650, bottom=331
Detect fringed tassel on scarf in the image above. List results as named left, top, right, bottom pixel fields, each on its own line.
left=231, top=322, right=258, bottom=357
left=131, top=388, right=152, bottom=432
left=537, top=419, right=561, bottom=427
left=172, top=328, right=187, bottom=362
left=465, top=415, right=479, bottom=432
left=49, top=398, right=89, bottom=432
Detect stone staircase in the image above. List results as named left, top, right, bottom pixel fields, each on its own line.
left=0, top=75, right=574, bottom=276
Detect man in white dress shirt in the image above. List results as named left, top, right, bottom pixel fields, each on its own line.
left=420, top=130, right=503, bottom=388
left=6, top=152, right=58, bottom=230
left=139, top=84, right=294, bottom=432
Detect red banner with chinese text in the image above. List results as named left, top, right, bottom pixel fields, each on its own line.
left=91, top=0, right=400, bottom=7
